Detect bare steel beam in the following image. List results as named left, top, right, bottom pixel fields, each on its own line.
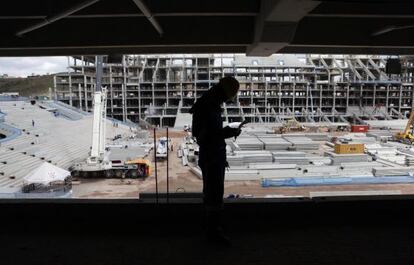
left=0, top=12, right=258, bottom=20
left=132, top=0, right=164, bottom=36
left=15, top=0, right=100, bottom=37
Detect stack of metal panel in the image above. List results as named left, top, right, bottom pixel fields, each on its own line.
left=283, top=136, right=319, bottom=150
left=272, top=152, right=330, bottom=165
left=272, top=151, right=307, bottom=164
left=340, top=161, right=386, bottom=170
left=259, top=137, right=292, bottom=150
left=282, top=133, right=328, bottom=141
left=366, top=144, right=406, bottom=165
left=234, top=136, right=264, bottom=150
left=227, top=150, right=273, bottom=166
left=224, top=169, right=261, bottom=181
left=366, top=130, right=393, bottom=141
left=405, top=156, right=414, bottom=166
left=304, top=133, right=328, bottom=141
left=245, top=163, right=297, bottom=170
left=226, top=154, right=245, bottom=166
left=243, top=153, right=273, bottom=164
left=272, top=151, right=306, bottom=158
left=308, top=156, right=332, bottom=165
left=324, top=151, right=369, bottom=165
left=372, top=166, right=414, bottom=177
left=346, top=134, right=377, bottom=144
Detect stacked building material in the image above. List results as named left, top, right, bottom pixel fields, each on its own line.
left=234, top=136, right=264, bottom=150
left=366, top=130, right=393, bottom=141
left=224, top=169, right=261, bottom=181
left=283, top=136, right=319, bottom=150
left=339, top=161, right=386, bottom=169
left=272, top=151, right=330, bottom=165
left=405, top=156, right=414, bottom=166
left=345, top=134, right=377, bottom=144
left=281, top=133, right=327, bottom=141
left=227, top=150, right=273, bottom=166
left=258, top=137, right=292, bottom=150
left=324, top=151, right=369, bottom=165
left=226, top=155, right=245, bottom=166
left=243, top=153, right=273, bottom=164
left=273, top=157, right=310, bottom=164
left=307, top=156, right=332, bottom=165
left=244, top=163, right=297, bottom=170
left=304, top=133, right=328, bottom=141
left=365, top=143, right=395, bottom=155
left=272, top=151, right=306, bottom=158
left=372, top=166, right=414, bottom=177
left=366, top=144, right=407, bottom=165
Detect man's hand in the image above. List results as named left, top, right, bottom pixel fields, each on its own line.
left=233, top=128, right=241, bottom=137
left=222, top=126, right=242, bottom=139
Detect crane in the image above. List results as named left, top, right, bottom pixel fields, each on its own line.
left=70, top=56, right=150, bottom=178
left=394, top=109, right=414, bottom=145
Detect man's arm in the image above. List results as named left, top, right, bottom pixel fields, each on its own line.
left=221, top=126, right=241, bottom=139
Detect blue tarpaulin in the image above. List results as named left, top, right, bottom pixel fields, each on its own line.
left=262, top=176, right=414, bottom=187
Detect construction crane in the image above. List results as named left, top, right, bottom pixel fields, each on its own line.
left=394, top=109, right=414, bottom=145
left=71, top=56, right=150, bottom=178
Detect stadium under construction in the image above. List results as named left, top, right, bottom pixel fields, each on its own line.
left=54, top=54, right=414, bottom=127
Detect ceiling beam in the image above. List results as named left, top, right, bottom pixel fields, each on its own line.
left=0, top=44, right=247, bottom=56
left=0, top=13, right=258, bottom=20
left=247, top=0, right=321, bottom=56
left=15, top=0, right=100, bottom=37
left=132, top=0, right=163, bottom=36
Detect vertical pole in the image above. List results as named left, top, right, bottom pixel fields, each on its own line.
left=166, top=127, right=169, bottom=203
left=95, top=55, right=103, bottom=92
left=153, top=127, right=159, bottom=203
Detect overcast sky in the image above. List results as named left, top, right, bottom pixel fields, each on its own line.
left=0, top=57, right=68, bottom=77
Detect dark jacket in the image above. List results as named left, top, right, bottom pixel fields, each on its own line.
left=189, top=89, right=235, bottom=155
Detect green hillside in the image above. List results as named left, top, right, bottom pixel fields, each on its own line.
left=0, top=75, right=54, bottom=97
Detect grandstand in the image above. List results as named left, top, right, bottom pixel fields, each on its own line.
left=0, top=100, right=132, bottom=191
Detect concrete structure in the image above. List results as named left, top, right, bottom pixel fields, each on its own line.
left=55, top=54, right=414, bottom=127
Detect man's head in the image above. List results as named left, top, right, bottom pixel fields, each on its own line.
left=213, top=76, right=240, bottom=103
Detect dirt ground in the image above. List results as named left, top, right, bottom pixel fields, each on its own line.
left=73, top=129, right=414, bottom=199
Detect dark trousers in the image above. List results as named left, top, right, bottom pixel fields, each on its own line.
left=198, top=147, right=226, bottom=209
left=199, top=161, right=225, bottom=208
left=199, top=150, right=226, bottom=229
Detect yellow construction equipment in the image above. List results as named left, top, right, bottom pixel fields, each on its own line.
left=278, top=118, right=305, bottom=134
left=394, top=110, right=414, bottom=145
left=125, top=158, right=152, bottom=178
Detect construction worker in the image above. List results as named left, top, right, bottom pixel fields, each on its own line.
left=189, top=76, right=241, bottom=246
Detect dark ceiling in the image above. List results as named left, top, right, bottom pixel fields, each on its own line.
left=1, top=0, right=414, bottom=56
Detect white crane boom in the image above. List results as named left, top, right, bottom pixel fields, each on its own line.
left=90, top=88, right=107, bottom=159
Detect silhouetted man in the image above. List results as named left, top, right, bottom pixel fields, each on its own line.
left=189, top=76, right=241, bottom=245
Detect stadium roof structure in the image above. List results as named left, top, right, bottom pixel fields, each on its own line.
left=1, top=0, right=414, bottom=56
